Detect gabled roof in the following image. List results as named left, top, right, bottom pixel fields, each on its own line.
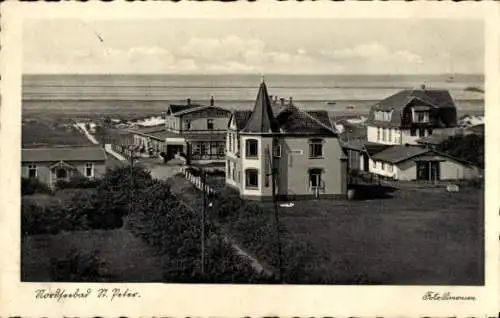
left=168, top=104, right=201, bottom=115
left=275, top=106, right=337, bottom=135
left=231, top=110, right=253, bottom=130
left=374, top=89, right=455, bottom=111
left=369, top=145, right=476, bottom=167
left=167, top=104, right=231, bottom=117
left=371, top=145, right=429, bottom=164
left=22, top=146, right=107, bottom=163
left=367, top=89, right=457, bottom=128
left=241, top=81, right=280, bottom=133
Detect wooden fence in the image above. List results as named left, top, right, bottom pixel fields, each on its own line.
left=179, top=167, right=216, bottom=196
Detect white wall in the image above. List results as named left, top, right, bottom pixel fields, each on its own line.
left=240, top=136, right=263, bottom=197
left=369, top=158, right=396, bottom=178
left=367, top=126, right=402, bottom=145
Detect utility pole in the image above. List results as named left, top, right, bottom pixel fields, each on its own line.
left=269, top=141, right=283, bottom=282
left=129, top=146, right=136, bottom=216
left=201, top=168, right=207, bottom=276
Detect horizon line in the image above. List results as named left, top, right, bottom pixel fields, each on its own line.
left=23, top=72, right=485, bottom=76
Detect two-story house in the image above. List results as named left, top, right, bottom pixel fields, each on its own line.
left=226, top=80, right=347, bottom=201
left=348, top=87, right=479, bottom=181
left=161, top=97, right=232, bottom=164
left=366, top=87, right=458, bottom=145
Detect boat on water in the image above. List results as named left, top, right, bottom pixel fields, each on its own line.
left=325, top=101, right=337, bottom=105
left=446, top=76, right=454, bottom=83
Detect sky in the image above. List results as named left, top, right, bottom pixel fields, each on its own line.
left=23, top=19, right=484, bottom=75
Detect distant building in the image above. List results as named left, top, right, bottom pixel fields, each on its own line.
left=365, top=88, right=457, bottom=145
left=226, top=80, right=347, bottom=201
left=21, top=146, right=107, bottom=187
left=369, top=144, right=480, bottom=181
left=162, top=98, right=232, bottom=163
left=122, top=97, right=232, bottom=163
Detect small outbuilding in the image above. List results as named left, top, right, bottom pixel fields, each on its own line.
left=369, top=145, right=480, bottom=181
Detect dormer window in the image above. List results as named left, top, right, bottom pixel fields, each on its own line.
left=412, top=106, right=430, bottom=123
left=374, top=110, right=392, bottom=122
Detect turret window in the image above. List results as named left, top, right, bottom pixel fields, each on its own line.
left=245, top=168, right=259, bottom=188
left=245, top=139, right=259, bottom=158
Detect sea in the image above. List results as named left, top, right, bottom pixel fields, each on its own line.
left=22, top=74, right=485, bottom=118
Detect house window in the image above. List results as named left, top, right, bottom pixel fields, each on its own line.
left=85, top=163, right=94, bottom=177
left=228, top=133, right=232, bottom=152
left=192, top=143, right=201, bottom=155
left=217, top=142, right=225, bottom=157
left=227, top=160, right=231, bottom=178
left=382, top=162, right=386, bottom=170
left=245, top=169, right=259, bottom=188
left=382, top=129, right=387, bottom=142
left=410, top=128, right=417, bottom=136
left=309, top=168, right=323, bottom=188
left=200, top=143, right=208, bottom=156
left=232, top=165, right=236, bottom=181
left=245, top=139, right=258, bottom=158
left=388, top=129, right=392, bottom=142
left=377, top=127, right=381, bottom=141
left=419, top=128, right=425, bottom=137
left=273, top=144, right=281, bottom=157
left=309, top=139, right=323, bottom=158
left=207, top=119, right=214, bottom=130
left=373, top=161, right=378, bottom=169
left=388, top=164, right=393, bottom=172
left=28, top=164, right=37, bottom=178
left=428, top=128, right=433, bottom=135
left=184, top=120, right=191, bottom=130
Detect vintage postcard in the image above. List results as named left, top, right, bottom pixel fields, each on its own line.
left=0, top=1, right=498, bottom=317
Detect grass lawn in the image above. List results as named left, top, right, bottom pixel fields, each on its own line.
left=22, top=120, right=94, bottom=148
left=273, top=187, right=484, bottom=285
left=163, top=175, right=484, bottom=285
left=21, top=228, right=165, bottom=282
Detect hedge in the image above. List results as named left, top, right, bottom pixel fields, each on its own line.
left=126, top=181, right=266, bottom=283
left=21, top=177, right=52, bottom=195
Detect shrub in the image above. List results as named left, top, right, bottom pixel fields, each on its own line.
left=21, top=196, right=89, bottom=236
left=54, top=175, right=100, bottom=190
left=126, top=181, right=264, bottom=283
left=21, top=177, right=52, bottom=195
left=49, top=248, right=110, bottom=282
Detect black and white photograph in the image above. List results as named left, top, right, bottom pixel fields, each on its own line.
left=1, top=2, right=498, bottom=317
left=19, top=16, right=486, bottom=285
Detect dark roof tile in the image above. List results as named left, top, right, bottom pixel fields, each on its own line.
left=371, top=145, right=430, bottom=164
left=241, top=81, right=280, bottom=133
left=22, top=146, right=107, bottom=162
left=232, top=110, right=253, bottom=130
left=366, top=89, right=457, bottom=128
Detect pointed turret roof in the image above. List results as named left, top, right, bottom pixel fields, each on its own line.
left=241, top=79, right=280, bottom=133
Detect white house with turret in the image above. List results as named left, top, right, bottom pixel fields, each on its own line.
left=225, top=79, right=348, bottom=201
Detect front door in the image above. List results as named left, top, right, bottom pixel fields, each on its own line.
left=430, top=161, right=440, bottom=181
left=362, top=154, right=370, bottom=172
left=416, top=161, right=429, bottom=181
left=416, top=161, right=440, bottom=181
